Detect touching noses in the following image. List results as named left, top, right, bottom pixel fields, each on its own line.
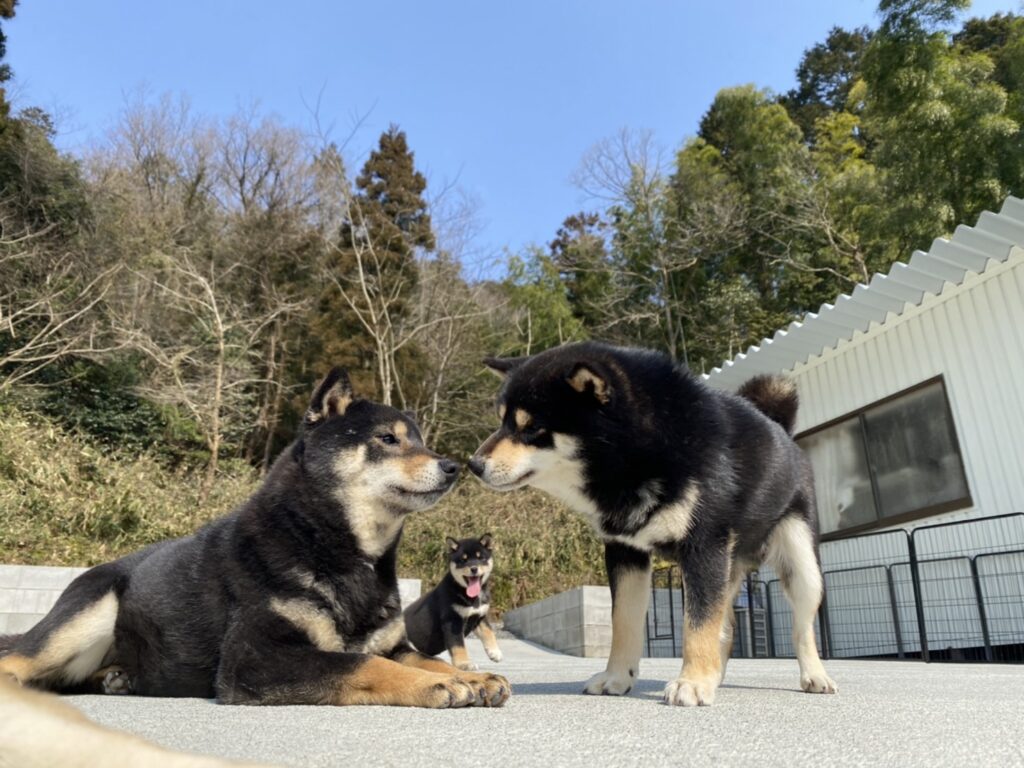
left=438, top=459, right=460, bottom=478
left=467, top=456, right=485, bottom=477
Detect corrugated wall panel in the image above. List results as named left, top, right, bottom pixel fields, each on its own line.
left=791, top=253, right=1024, bottom=530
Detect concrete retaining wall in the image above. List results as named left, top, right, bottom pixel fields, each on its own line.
left=0, top=564, right=421, bottom=635
left=502, top=586, right=613, bottom=658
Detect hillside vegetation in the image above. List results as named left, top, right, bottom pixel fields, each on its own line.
left=0, top=401, right=606, bottom=613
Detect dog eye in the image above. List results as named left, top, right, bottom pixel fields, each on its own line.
left=378, top=433, right=398, bottom=445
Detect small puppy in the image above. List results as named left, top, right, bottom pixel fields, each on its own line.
left=404, top=535, right=503, bottom=670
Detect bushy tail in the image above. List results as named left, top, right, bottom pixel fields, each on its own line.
left=737, top=375, right=799, bottom=435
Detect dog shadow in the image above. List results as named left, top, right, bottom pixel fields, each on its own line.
left=510, top=679, right=799, bottom=698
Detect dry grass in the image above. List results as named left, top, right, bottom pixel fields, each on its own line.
left=0, top=405, right=608, bottom=613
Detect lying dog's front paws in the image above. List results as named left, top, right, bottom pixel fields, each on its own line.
left=455, top=671, right=511, bottom=707
left=801, top=671, right=838, bottom=694
left=420, top=675, right=478, bottom=708
left=663, top=676, right=717, bottom=707
left=485, top=647, right=503, bottom=663
left=455, top=660, right=478, bottom=671
left=583, top=669, right=634, bottom=696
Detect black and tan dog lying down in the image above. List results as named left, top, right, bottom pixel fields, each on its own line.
left=0, top=368, right=509, bottom=709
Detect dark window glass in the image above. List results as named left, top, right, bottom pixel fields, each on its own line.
left=861, top=382, right=970, bottom=519
left=797, top=378, right=970, bottom=536
left=800, top=419, right=877, bottom=535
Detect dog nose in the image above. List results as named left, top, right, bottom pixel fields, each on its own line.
left=470, top=566, right=479, bottom=575
left=439, top=459, right=459, bottom=477
left=467, top=457, right=485, bottom=477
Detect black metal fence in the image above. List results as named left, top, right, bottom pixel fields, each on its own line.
left=645, top=513, right=1024, bottom=663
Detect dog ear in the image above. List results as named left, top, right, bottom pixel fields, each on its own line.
left=479, top=533, right=493, bottom=549
left=306, top=367, right=355, bottom=426
left=445, top=536, right=460, bottom=552
left=483, top=356, right=528, bottom=379
left=567, top=363, right=612, bottom=405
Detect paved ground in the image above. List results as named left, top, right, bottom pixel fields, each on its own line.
left=65, top=639, right=1023, bottom=767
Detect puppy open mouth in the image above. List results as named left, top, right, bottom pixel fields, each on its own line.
left=465, top=575, right=483, bottom=598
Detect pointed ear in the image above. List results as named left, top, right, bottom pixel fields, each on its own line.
left=483, top=355, right=529, bottom=379
left=479, top=533, right=493, bottom=549
left=567, top=363, right=612, bottom=405
left=306, top=367, right=355, bottom=426
left=445, top=536, right=460, bottom=552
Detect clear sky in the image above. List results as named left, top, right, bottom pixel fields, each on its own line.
left=7, top=1, right=1022, bottom=265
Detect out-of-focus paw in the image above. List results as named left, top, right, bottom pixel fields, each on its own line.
left=663, top=676, right=717, bottom=707
left=485, top=647, right=503, bottom=663
left=455, top=660, right=478, bottom=671
left=583, top=668, right=634, bottom=696
left=100, top=667, right=133, bottom=695
left=801, top=671, right=838, bottom=694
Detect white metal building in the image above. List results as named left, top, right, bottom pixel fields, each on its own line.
left=708, top=195, right=1019, bottom=536
left=704, top=196, right=1024, bottom=660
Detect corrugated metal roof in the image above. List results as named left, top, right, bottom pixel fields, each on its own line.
left=704, top=195, right=1024, bottom=390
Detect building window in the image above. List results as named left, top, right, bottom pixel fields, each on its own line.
left=796, top=378, right=971, bottom=537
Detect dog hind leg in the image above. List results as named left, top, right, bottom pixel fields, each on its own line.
left=766, top=515, right=837, bottom=694
left=0, top=563, right=125, bottom=691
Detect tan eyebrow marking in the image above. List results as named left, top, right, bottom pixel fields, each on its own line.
left=394, top=421, right=409, bottom=440
left=514, top=408, right=532, bottom=429
left=498, top=403, right=507, bottom=420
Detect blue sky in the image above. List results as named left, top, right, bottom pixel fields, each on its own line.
left=8, top=1, right=1022, bottom=265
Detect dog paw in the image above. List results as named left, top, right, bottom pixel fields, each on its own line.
left=101, top=667, right=134, bottom=696
left=455, top=671, right=511, bottom=707
left=485, top=647, right=503, bottom=663
left=583, top=669, right=634, bottom=696
left=455, top=660, right=478, bottom=671
left=801, top=671, right=838, bottom=694
left=422, top=676, right=478, bottom=708
left=663, top=676, right=717, bottom=707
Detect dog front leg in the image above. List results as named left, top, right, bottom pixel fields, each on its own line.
left=441, top=616, right=476, bottom=671
left=389, top=644, right=510, bottom=707
left=583, top=542, right=651, bottom=696
left=475, top=618, right=503, bottom=663
left=664, top=536, right=731, bottom=706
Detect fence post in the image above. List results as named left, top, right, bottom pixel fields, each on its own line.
left=969, top=557, right=993, bottom=662
left=907, top=533, right=930, bottom=662
left=745, top=573, right=757, bottom=658
left=885, top=565, right=905, bottom=659
left=764, top=581, right=777, bottom=658
left=818, top=590, right=833, bottom=660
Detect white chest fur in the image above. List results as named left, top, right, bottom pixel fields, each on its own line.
left=454, top=603, right=490, bottom=618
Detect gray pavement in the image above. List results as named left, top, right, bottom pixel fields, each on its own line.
left=65, top=639, right=1024, bottom=767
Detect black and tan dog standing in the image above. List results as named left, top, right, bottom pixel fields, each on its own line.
left=468, top=341, right=836, bottom=706
left=404, top=535, right=503, bottom=670
left=0, top=368, right=509, bottom=709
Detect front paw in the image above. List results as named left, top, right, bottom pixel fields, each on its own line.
left=455, top=671, right=511, bottom=707
left=801, top=671, right=838, bottom=694
left=663, top=676, right=717, bottom=707
left=455, top=660, right=478, bottom=671
left=420, top=676, right=478, bottom=708
left=485, top=647, right=503, bottom=663
left=583, top=669, right=634, bottom=696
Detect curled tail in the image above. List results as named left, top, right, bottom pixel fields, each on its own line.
left=737, top=374, right=799, bottom=435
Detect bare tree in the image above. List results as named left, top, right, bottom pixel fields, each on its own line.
left=113, top=251, right=303, bottom=500
left=0, top=204, right=121, bottom=390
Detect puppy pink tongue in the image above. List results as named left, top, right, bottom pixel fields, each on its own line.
left=467, top=577, right=481, bottom=598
